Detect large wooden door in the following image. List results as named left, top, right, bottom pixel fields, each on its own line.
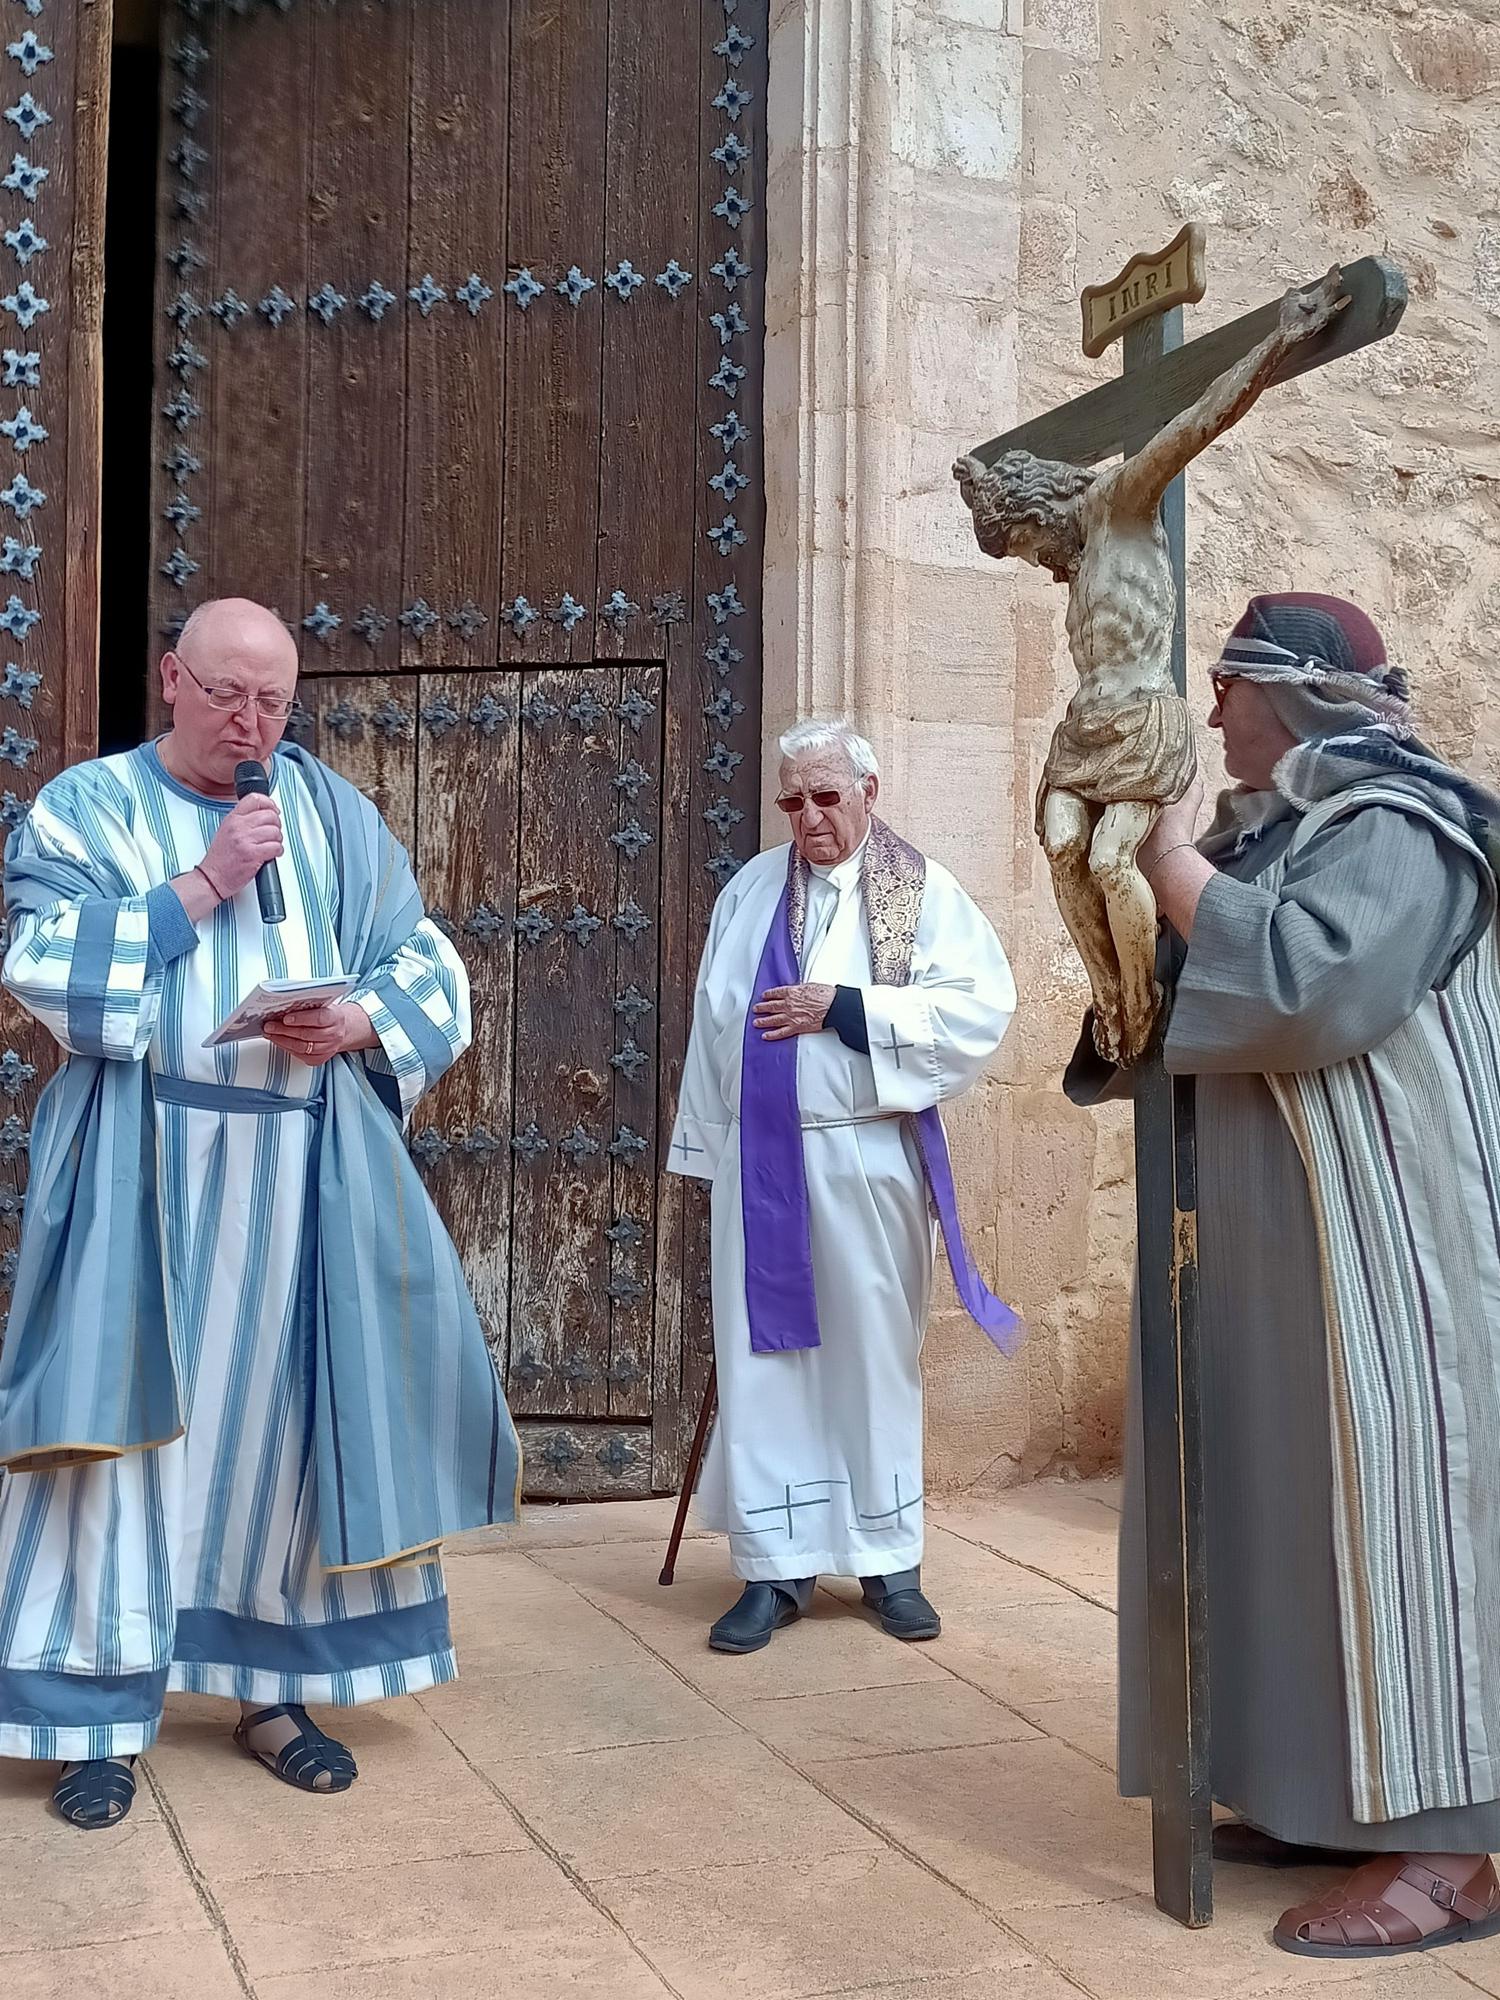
left=0, top=3, right=109, bottom=1350
left=146, top=0, right=765, bottom=1495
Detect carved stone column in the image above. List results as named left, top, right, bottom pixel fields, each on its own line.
left=762, top=2, right=1030, bottom=1487
left=762, top=0, right=1025, bottom=827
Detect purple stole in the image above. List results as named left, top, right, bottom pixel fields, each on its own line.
left=738, top=819, right=1021, bottom=1359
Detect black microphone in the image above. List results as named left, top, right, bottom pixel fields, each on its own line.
left=233, top=760, right=286, bottom=925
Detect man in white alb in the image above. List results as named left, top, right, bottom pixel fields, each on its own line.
left=669, top=720, right=1020, bottom=1653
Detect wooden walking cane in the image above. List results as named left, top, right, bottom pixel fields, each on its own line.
left=659, top=1362, right=717, bottom=1585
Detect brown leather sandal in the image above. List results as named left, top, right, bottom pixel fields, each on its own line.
left=1275, top=1855, right=1500, bottom=1958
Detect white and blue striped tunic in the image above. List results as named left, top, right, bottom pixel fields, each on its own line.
left=0, top=743, right=470, bottom=1761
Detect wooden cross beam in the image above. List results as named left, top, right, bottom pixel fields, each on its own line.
left=969, top=253, right=1407, bottom=470
left=966, top=240, right=1407, bottom=1932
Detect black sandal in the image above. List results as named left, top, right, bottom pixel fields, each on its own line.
left=52, top=1755, right=137, bottom=1830
left=233, top=1703, right=358, bottom=1794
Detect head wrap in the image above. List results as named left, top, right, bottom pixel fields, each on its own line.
left=1215, top=592, right=1411, bottom=726
left=1201, top=592, right=1500, bottom=870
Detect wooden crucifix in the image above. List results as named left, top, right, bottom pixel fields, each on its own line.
left=955, top=230, right=1407, bottom=1929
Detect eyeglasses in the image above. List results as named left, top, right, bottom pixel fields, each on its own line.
left=174, top=655, right=297, bottom=720
left=1210, top=672, right=1231, bottom=704
left=775, top=787, right=851, bottom=816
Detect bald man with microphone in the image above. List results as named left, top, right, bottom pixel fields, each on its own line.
left=0, top=598, right=519, bottom=1830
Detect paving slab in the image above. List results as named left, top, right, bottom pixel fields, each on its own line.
left=422, top=1656, right=741, bottom=1765
left=594, top=1848, right=1032, bottom=2000
left=215, top=1847, right=640, bottom=1984
left=736, top=1675, right=1041, bottom=1764
left=447, top=1572, right=656, bottom=1676
left=812, top=1734, right=1153, bottom=1914
left=1016, top=1691, right=1118, bottom=1772
left=253, top=1934, right=674, bottom=1999
left=0, top=1798, right=205, bottom=1956
left=798, top=1971, right=1099, bottom=2000
left=924, top=1592, right=1118, bottom=1708
left=0, top=1929, right=247, bottom=1999
left=929, top=1487, right=1122, bottom=1607
left=463, top=1495, right=709, bottom=1555
left=145, top=1694, right=530, bottom=1884
left=493, top=1731, right=886, bottom=1882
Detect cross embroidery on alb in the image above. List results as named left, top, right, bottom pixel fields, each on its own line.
left=671, top=1133, right=704, bottom=1166
left=884, top=1025, right=914, bottom=1071
left=856, top=1471, right=924, bottom=1530
left=742, top=1479, right=849, bottom=1540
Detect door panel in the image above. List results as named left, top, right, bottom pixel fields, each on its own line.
left=0, top=2, right=109, bottom=1352
left=147, top=0, right=767, bottom=1494
left=410, top=671, right=519, bottom=1367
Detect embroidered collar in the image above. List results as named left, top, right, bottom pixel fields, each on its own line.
left=785, top=817, right=926, bottom=985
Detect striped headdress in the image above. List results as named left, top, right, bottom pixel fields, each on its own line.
left=1215, top=592, right=1412, bottom=725
left=1199, top=591, right=1500, bottom=873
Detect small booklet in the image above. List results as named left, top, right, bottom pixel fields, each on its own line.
left=202, top=975, right=357, bottom=1049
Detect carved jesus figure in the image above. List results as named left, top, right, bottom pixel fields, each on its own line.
left=954, top=266, right=1347, bottom=1065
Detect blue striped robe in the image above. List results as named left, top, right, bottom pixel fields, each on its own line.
left=0, top=743, right=518, bottom=1761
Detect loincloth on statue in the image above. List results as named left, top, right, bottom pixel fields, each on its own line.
left=1034, top=692, right=1196, bottom=831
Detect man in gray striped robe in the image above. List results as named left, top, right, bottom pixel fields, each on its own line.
left=1069, top=593, right=1500, bottom=1961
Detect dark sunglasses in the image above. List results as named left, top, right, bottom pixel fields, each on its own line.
left=775, top=787, right=849, bottom=816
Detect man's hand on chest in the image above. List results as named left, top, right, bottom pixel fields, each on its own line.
left=752, top=982, right=837, bottom=1042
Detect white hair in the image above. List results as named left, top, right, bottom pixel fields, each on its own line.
left=777, top=718, right=880, bottom=781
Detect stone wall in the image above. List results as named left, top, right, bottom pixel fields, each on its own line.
left=762, top=0, right=1500, bottom=1490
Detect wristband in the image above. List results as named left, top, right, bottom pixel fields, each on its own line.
left=195, top=860, right=227, bottom=900
left=1144, top=842, right=1197, bottom=883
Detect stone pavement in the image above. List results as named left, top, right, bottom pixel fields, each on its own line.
left=6, top=1479, right=1500, bottom=1999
